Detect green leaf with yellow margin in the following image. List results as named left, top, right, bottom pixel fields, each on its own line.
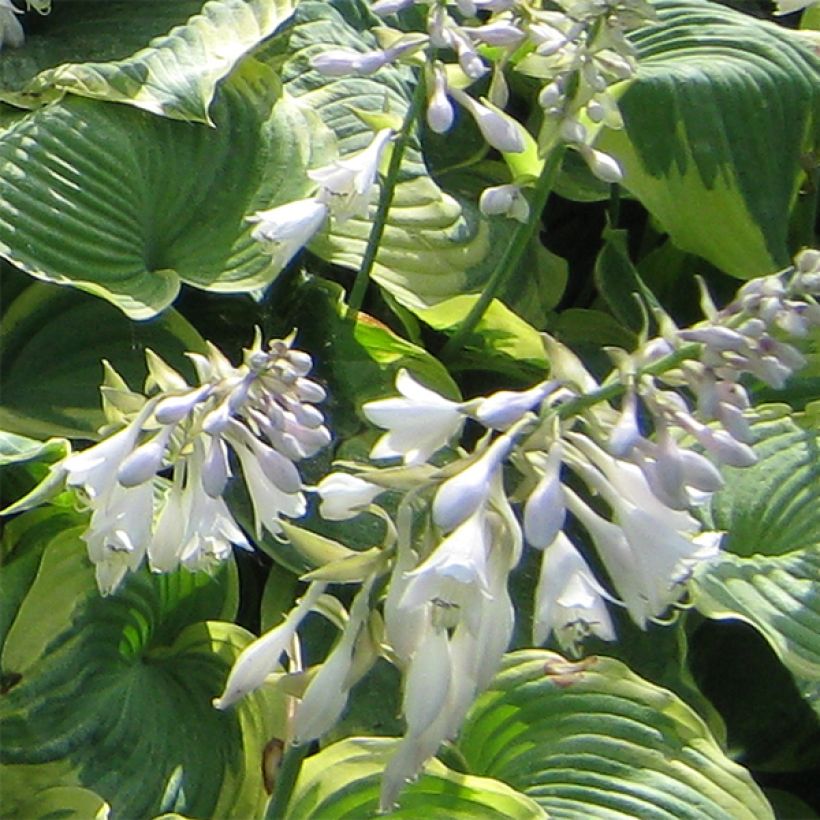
left=283, top=737, right=546, bottom=818
left=458, top=650, right=773, bottom=819
left=0, top=0, right=297, bottom=123
left=0, top=513, right=284, bottom=818
left=599, top=0, right=820, bottom=278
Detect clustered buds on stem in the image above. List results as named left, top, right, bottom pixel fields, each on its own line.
left=56, top=331, right=328, bottom=594
left=44, top=251, right=820, bottom=811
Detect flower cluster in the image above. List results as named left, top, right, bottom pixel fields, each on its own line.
left=0, top=0, right=50, bottom=51
left=304, top=253, right=820, bottom=806
left=309, top=0, right=656, bottom=220
left=248, top=128, right=393, bottom=270
left=56, top=332, right=329, bottom=594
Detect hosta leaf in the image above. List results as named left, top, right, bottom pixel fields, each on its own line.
left=12, top=785, right=110, bottom=820
left=0, top=0, right=297, bottom=123
left=0, top=63, right=317, bottom=318
left=599, top=0, right=820, bottom=278
left=0, top=517, right=282, bottom=819
left=283, top=737, right=546, bottom=819
left=0, top=274, right=206, bottom=438
left=458, top=650, right=773, bottom=819
left=692, top=414, right=820, bottom=700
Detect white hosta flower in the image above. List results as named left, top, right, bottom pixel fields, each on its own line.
left=432, top=434, right=513, bottom=532
left=450, top=90, right=526, bottom=154
left=363, top=369, right=465, bottom=465
left=316, top=472, right=384, bottom=520
left=248, top=198, right=328, bottom=270
left=83, top=482, right=155, bottom=595
left=371, top=0, right=414, bottom=14
left=213, top=582, right=326, bottom=710
left=233, top=441, right=306, bottom=538
left=293, top=580, right=372, bottom=744
left=400, top=508, right=492, bottom=634
left=309, top=129, right=393, bottom=222
left=0, top=0, right=24, bottom=51
left=478, top=183, right=530, bottom=223
left=311, top=48, right=391, bottom=76
left=62, top=409, right=151, bottom=501
left=402, top=624, right=452, bottom=737
left=534, top=532, right=615, bottom=653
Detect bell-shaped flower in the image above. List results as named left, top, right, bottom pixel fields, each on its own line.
left=316, top=472, right=384, bottom=520
left=533, top=532, right=616, bottom=653
left=62, top=407, right=152, bottom=502
left=523, top=443, right=565, bottom=549
left=214, top=582, right=326, bottom=710
left=248, top=198, right=329, bottom=270
left=432, top=434, right=513, bottom=532
left=577, top=145, right=623, bottom=184
left=311, top=48, right=391, bottom=76
left=363, top=369, right=465, bottom=465
left=83, top=481, right=155, bottom=595
left=400, top=508, right=492, bottom=635
left=402, top=623, right=452, bottom=738
left=478, top=183, right=530, bottom=224
left=309, top=129, right=393, bottom=222
left=608, top=389, right=642, bottom=457
left=117, top=425, right=174, bottom=487
left=450, top=90, right=526, bottom=154
left=178, top=479, right=250, bottom=572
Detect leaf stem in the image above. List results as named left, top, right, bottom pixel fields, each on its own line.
left=347, top=74, right=428, bottom=315
left=265, top=740, right=311, bottom=820
left=440, top=145, right=566, bottom=360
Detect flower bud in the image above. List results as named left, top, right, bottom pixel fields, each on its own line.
left=316, top=473, right=383, bottom=520
left=117, top=435, right=167, bottom=487
left=433, top=434, right=513, bottom=531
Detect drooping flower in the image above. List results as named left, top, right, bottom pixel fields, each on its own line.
left=0, top=0, right=24, bottom=51
left=399, top=508, right=492, bottom=634
left=449, top=90, right=527, bottom=154
left=248, top=198, right=329, bottom=270
left=309, top=129, right=393, bottom=222
left=292, top=579, right=374, bottom=744
left=533, top=531, right=616, bottom=653
left=213, top=582, right=326, bottom=710
left=363, top=369, right=465, bottom=465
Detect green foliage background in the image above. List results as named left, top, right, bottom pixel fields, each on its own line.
left=0, top=0, right=818, bottom=817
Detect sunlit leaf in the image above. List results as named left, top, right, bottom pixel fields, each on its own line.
left=283, top=736, right=547, bottom=819
left=600, top=0, right=820, bottom=277
left=458, top=650, right=773, bottom=819
left=0, top=64, right=316, bottom=318
left=0, top=0, right=297, bottom=123
left=0, top=516, right=282, bottom=818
